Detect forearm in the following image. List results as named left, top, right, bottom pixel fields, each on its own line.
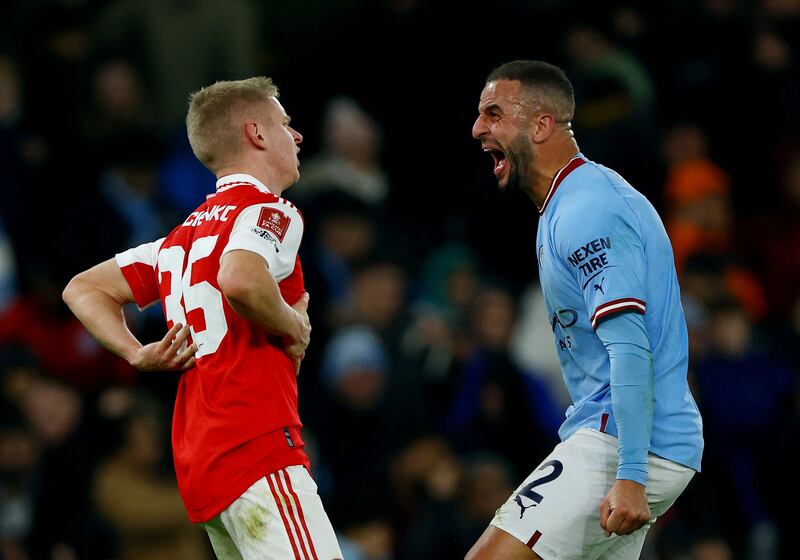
left=609, top=349, right=653, bottom=484
left=225, top=281, right=303, bottom=341
left=63, top=276, right=142, bottom=364
left=597, top=312, right=654, bottom=486
left=218, top=250, right=304, bottom=343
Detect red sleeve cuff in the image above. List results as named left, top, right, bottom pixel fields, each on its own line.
left=119, top=262, right=160, bottom=309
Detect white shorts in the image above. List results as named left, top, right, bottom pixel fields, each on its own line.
left=202, top=466, right=343, bottom=560
left=491, top=429, right=694, bottom=560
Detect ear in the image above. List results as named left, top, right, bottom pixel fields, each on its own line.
left=531, top=113, right=557, bottom=143
left=244, top=121, right=266, bottom=149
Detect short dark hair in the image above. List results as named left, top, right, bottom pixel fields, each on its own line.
left=487, top=60, right=575, bottom=121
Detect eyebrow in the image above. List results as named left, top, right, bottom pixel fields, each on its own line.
left=479, top=103, right=503, bottom=115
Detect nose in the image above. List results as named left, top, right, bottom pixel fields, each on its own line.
left=291, top=127, right=303, bottom=145
left=472, top=115, right=487, bottom=140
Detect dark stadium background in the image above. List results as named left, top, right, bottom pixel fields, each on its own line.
left=1, top=1, right=798, bottom=559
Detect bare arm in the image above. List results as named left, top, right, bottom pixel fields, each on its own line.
left=62, top=259, right=196, bottom=371
left=217, top=249, right=310, bottom=360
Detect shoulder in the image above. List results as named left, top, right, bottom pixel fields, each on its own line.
left=240, top=191, right=303, bottom=218
left=552, top=164, right=645, bottom=250
left=554, top=190, right=631, bottom=236
left=246, top=196, right=304, bottom=232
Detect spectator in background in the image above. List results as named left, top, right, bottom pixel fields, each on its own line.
left=81, top=60, right=153, bottom=148
left=92, top=390, right=208, bottom=560
left=93, top=0, right=258, bottom=132
left=297, top=194, right=381, bottom=396
left=510, top=283, right=573, bottom=408
left=0, top=262, right=135, bottom=390
left=344, top=258, right=408, bottom=342
left=93, top=132, right=178, bottom=249
left=413, top=244, right=480, bottom=328
left=0, top=53, right=48, bottom=267
left=400, top=244, right=480, bottom=417
left=315, top=325, right=416, bottom=559
left=0, top=347, right=40, bottom=422
left=744, top=15, right=799, bottom=172
left=446, top=283, right=560, bottom=476
left=23, top=376, right=114, bottom=559
left=0, top=419, right=39, bottom=560
left=680, top=254, right=725, bottom=361
left=401, top=451, right=515, bottom=560
left=663, top=134, right=732, bottom=273
left=739, top=146, right=800, bottom=326
left=693, top=298, right=795, bottom=560
left=18, top=3, right=93, bottom=141
left=302, top=193, right=378, bottom=328
left=295, top=97, right=389, bottom=207
left=390, top=436, right=460, bottom=525
left=0, top=218, right=17, bottom=312
left=564, top=20, right=658, bottom=188
left=663, top=124, right=768, bottom=322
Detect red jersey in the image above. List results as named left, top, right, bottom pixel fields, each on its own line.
left=115, top=174, right=310, bottom=522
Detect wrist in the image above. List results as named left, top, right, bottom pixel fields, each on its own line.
left=122, top=343, right=143, bottom=365
left=615, top=475, right=647, bottom=489
left=616, top=461, right=648, bottom=486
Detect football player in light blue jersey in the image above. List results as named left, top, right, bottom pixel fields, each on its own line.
left=465, top=61, right=703, bottom=560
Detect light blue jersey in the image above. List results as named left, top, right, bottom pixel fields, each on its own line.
left=536, top=154, right=703, bottom=473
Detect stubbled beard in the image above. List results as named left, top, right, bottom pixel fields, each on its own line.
left=503, top=133, right=534, bottom=194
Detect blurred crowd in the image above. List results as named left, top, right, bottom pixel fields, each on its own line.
left=1, top=1, right=798, bottom=559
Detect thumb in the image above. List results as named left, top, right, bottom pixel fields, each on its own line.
left=599, top=497, right=612, bottom=536
left=295, top=292, right=310, bottom=312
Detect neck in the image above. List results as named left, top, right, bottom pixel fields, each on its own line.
left=215, top=163, right=285, bottom=196
left=528, top=137, right=580, bottom=209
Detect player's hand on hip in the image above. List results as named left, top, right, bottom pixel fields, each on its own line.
left=129, top=323, right=198, bottom=371
left=285, top=293, right=311, bottom=374
left=292, top=292, right=311, bottom=328
left=599, top=479, right=651, bottom=537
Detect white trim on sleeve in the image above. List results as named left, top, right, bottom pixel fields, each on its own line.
left=115, top=237, right=165, bottom=268
left=590, top=298, right=646, bottom=329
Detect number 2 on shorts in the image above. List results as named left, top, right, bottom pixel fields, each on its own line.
left=514, top=460, right=564, bottom=519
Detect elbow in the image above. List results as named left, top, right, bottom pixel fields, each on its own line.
left=217, top=266, right=249, bottom=306
left=62, top=274, right=85, bottom=309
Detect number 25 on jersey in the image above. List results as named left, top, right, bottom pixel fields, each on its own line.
left=158, top=235, right=228, bottom=359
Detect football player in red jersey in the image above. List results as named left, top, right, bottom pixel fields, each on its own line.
left=63, top=77, right=343, bottom=559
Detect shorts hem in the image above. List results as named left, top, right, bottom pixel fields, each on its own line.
left=489, top=520, right=555, bottom=560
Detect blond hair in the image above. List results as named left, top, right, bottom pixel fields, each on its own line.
left=186, top=77, right=278, bottom=172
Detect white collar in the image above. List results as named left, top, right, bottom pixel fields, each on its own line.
left=215, top=173, right=271, bottom=194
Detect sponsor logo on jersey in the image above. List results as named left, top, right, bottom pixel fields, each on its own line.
left=593, top=277, right=605, bottom=294
left=567, top=236, right=617, bottom=280
left=250, top=227, right=280, bottom=253
left=550, top=308, right=578, bottom=331
left=183, top=205, right=237, bottom=227
left=258, top=207, right=291, bottom=242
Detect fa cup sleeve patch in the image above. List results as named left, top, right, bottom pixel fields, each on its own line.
left=257, top=207, right=291, bottom=242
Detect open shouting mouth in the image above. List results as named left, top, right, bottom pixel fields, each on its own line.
left=484, top=145, right=509, bottom=182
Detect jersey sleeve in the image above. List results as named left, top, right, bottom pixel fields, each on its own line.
left=221, top=201, right=303, bottom=282
left=115, top=238, right=165, bottom=309
left=555, top=200, right=646, bottom=329
left=596, top=312, right=654, bottom=485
